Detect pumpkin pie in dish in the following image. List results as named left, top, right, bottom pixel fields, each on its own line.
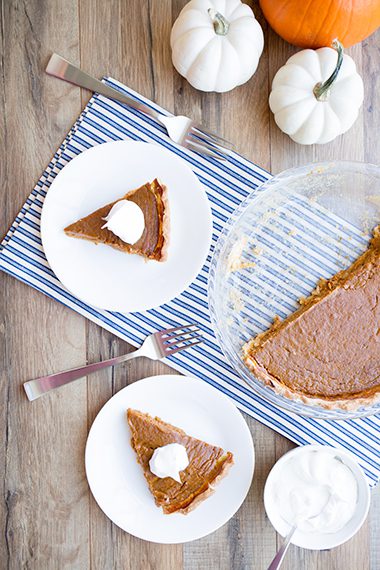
left=127, top=408, right=234, bottom=514
left=64, top=179, right=169, bottom=261
left=243, top=227, right=380, bottom=411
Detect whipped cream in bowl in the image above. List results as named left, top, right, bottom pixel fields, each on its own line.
left=102, top=199, right=145, bottom=245
left=264, top=444, right=370, bottom=550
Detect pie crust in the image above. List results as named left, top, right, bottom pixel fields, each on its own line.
left=64, top=179, right=169, bottom=261
left=127, top=408, right=234, bottom=514
left=243, top=228, right=380, bottom=411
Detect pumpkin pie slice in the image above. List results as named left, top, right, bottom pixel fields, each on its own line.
left=64, top=179, right=169, bottom=261
left=127, top=408, right=234, bottom=514
left=243, top=228, right=380, bottom=410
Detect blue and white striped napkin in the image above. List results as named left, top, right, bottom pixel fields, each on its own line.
left=1, top=78, right=379, bottom=486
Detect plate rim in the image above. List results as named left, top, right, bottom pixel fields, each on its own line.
left=40, top=140, right=213, bottom=313
left=84, top=373, right=255, bottom=544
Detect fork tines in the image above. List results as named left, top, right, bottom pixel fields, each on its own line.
left=186, top=131, right=231, bottom=160
left=192, top=124, right=232, bottom=147
left=157, top=324, right=203, bottom=355
left=160, top=323, right=199, bottom=336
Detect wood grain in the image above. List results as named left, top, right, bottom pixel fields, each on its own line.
left=0, top=1, right=89, bottom=569
left=0, top=0, right=379, bottom=568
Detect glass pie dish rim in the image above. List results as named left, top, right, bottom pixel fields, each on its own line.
left=208, top=159, right=380, bottom=421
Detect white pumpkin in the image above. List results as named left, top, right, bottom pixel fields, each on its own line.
left=269, top=41, right=364, bottom=145
left=170, top=0, right=264, bottom=93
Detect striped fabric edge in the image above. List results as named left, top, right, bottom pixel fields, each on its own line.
left=0, top=78, right=379, bottom=487
left=1, top=97, right=95, bottom=247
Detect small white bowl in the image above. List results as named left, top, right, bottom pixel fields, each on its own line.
left=264, top=444, right=371, bottom=550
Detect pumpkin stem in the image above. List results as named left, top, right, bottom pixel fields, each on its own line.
left=313, top=39, right=344, bottom=102
left=208, top=8, right=230, bottom=35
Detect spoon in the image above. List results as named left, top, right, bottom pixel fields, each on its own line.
left=267, top=524, right=297, bottom=570
left=266, top=493, right=332, bottom=570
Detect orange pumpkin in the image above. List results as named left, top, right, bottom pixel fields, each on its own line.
left=259, top=0, right=380, bottom=48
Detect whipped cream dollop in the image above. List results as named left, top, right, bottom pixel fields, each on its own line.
left=149, top=443, right=189, bottom=483
left=271, top=448, right=358, bottom=533
left=102, top=200, right=145, bottom=244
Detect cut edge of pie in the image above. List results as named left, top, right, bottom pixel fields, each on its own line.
left=126, top=408, right=234, bottom=515
left=242, top=227, right=380, bottom=411
left=157, top=181, right=170, bottom=262
left=179, top=457, right=233, bottom=515
left=64, top=178, right=170, bottom=262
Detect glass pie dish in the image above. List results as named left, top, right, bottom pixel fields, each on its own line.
left=208, top=161, right=380, bottom=420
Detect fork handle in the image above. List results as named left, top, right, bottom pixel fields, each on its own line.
left=46, top=53, right=162, bottom=121
left=23, top=348, right=144, bottom=402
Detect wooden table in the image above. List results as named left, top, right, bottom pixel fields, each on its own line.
left=1, top=1, right=379, bottom=568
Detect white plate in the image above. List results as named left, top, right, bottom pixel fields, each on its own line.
left=85, top=374, right=254, bottom=544
left=41, top=141, right=212, bottom=312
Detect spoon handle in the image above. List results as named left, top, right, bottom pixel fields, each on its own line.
left=267, top=525, right=297, bottom=570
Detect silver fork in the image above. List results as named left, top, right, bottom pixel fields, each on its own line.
left=46, top=53, right=231, bottom=160
left=24, top=324, right=202, bottom=401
